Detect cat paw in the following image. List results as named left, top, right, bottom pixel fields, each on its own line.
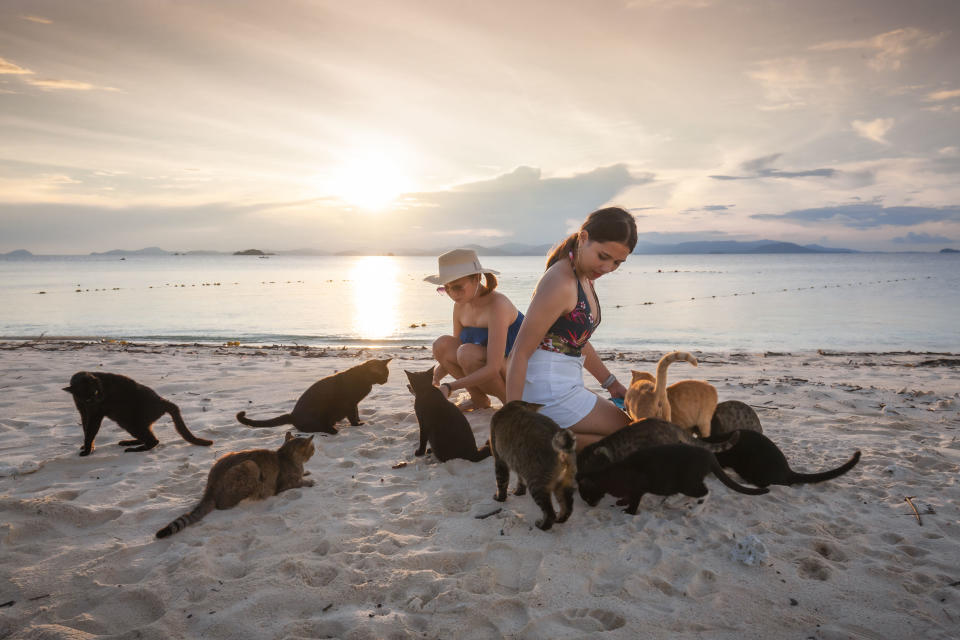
left=493, top=493, right=507, bottom=502
left=414, top=448, right=425, bottom=457
left=535, top=517, right=554, bottom=531
left=301, top=480, right=316, bottom=487
left=79, top=448, right=92, bottom=457
left=513, top=486, right=527, bottom=496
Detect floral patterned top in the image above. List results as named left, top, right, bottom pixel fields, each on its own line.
left=538, top=278, right=600, bottom=357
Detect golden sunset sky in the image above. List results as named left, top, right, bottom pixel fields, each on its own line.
left=1, top=0, right=959, bottom=253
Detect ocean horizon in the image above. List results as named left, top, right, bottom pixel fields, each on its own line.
left=2, top=253, right=957, bottom=353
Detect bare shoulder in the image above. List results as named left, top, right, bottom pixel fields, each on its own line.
left=534, top=261, right=577, bottom=304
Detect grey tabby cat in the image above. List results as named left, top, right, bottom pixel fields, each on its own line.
left=156, top=433, right=315, bottom=538
left=710, top=400, right=763, bottom=437
left=490, top=400, right=577, bottom=531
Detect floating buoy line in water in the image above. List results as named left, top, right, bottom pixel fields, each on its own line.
left=610, top=276, right=933, bottom=310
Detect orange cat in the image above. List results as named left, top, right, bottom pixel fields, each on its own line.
left=625, top=351, right=718, bottom=437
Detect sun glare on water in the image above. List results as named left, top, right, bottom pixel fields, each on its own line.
left=350, top=256, right=399, bottom=340
left=329, top=150, right=410, bottom=211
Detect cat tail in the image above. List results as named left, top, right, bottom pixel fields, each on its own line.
left=469, top=439, right=493, bottom=462
left=701, top=430, right=740, bottom=453
left=235, top=410, right=294, bottom=428
left=165, top=401, right=213, bottom=446
left=653, top=351, right=697, bottom=414
left=785, top=450, right=861, bottom=485
left=709, top=456, right=769, bottom=495
left=552, top=429, right=577, bottom=455
left=155, top=497, right=215, bottom=538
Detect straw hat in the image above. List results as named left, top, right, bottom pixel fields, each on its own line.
left=424, top=248, right=500, bottom=285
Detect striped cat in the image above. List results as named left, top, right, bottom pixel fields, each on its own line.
left=156, top=432, right=315, bottom=538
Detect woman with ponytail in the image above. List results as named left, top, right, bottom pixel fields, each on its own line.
left=505, top=207, right=637, bottom=449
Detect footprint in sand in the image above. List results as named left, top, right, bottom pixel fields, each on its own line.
left=797, top=557, right=832, bottom=581
left=482, top=543, right=543, bottom=594
left=520, top=608, right=626, bottom=638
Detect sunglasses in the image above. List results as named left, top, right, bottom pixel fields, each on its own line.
left=438, top=280, right=478, bottom=295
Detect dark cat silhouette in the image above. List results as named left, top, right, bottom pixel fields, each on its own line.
left=703, top=429, right=861, bottom=487
left=576, top=417, right=738, bottom=473
left=577, top=443, right=768, bottom=514
left=156, top=432, right=315, bottom=538
left=236, top=358, right=391, bottom=433
left=490, top=400, right=577, bottom=531
left=404, top=367, right=491, bottom=462
left=711, top=400, right=763, bottom=436
left=64, top=371, right=213, bottom=456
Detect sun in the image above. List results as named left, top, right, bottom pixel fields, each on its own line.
left=328, top=150, right=410, bottom=211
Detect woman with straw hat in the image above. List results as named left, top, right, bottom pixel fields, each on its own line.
left=426, top=248, right=524, bottom=411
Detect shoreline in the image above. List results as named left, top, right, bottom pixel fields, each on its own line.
left=1, top=341, right=957, bottom=638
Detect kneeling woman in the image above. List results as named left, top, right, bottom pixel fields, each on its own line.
left=427, top=249, right=524, bottom=411
left=506, top=207, right=636, bottom=449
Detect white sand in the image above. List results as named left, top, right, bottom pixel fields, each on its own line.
left=0, top=341, right=957, bottom=640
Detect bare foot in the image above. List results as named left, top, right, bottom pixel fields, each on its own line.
left=455, top=395, right=491, bottom=412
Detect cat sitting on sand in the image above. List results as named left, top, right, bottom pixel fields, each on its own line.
left=64, top=371, right=213, bottom=456
left=156, top=432, right=315, bottom=538
left=404, top=367, right=491, bottom=462
left=489, top=401, right=577, bottom=531
left=625, top=351, right=718, bottom=437
left=236, top=358, right=390, bottom=433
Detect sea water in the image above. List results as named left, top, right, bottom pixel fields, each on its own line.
left=1, top=253, right=957, bottom=352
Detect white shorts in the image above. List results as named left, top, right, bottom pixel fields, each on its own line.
left=521, top=348, right=599, bottom=428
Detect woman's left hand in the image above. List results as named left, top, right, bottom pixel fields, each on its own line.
left=438, top=383, right=452, bottom=399
left=608, top=380, right=627, bottom=399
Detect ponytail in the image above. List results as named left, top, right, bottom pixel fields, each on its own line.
left=546, top=233, right=579, bottom=270
left=478, top=273, right=498, bottom=296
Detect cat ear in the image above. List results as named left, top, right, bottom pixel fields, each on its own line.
left=306, top=435, right=315, bottom=443
left=595, top=446, right=612, bottom=461
left=526, top=402, right=545, bottom=412
left=63, top=386, right=73, bottom=393
left=284, top=432, right=294, bottom=442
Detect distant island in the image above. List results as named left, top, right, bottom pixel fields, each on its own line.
left=11, top=239, right=960, bottom=257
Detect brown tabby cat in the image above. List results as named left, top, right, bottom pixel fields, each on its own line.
left=64, top=371, right=213, bottom=456
left=576, top=418, right=738, bottom=479
left=489, top=400, right=577, bottom=531
left=236, top=358, right=390, bottom=433
left=156, top=432, right=315, bottom=538
left=710, top=400, right=764, bottom=436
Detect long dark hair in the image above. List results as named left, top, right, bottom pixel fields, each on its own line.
left=546, top=207, right=638, bottom=269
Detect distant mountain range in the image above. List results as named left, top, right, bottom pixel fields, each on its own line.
left=4, top=241, right=960, bottom=257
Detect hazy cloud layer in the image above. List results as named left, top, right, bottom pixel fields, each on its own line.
left=752, top=204, right=960, bottom=229
left=891, top=231, right=953, bottom=244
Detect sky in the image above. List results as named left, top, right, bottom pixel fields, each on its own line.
left=1, top=0, right=959, bottom=254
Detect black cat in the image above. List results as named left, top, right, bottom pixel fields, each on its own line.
left=236, top=358, right=390, bottom=434
left=703, top=429, right=861, bottom=487
left=64, top=371, right=213, bottom=456
left=577, top=443, right=768, bottom=514
left=404, top=367, right=491, bottom=462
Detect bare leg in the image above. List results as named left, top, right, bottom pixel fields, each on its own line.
left=568, top=396, right=631, bottom=452
left=433, top=335, right=467, bottom=379
left=456, top=343, right=503, bottom=407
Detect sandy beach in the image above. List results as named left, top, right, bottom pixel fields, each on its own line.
left=0, top=340, right=957, bottom=640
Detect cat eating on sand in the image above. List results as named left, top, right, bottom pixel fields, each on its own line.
left=156, top=432, right=315, bottom=538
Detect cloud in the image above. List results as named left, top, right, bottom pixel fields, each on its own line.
left=811, top=27, right=944, bottom=71
left=746, top=57, right=818, bottom=110
left=851, top=118, right=894, bottom=144
left=925, top=88, right=960, bottom=102
left=891, top=231, right=954, bottom=244
left=21, top=15, right=52, bottom=24
left=710, top=153, right=837, bottom=180
left=751, top=204, right=960, bottom=229
left=22, top=77, right=96, bottom=91
left=0, top=57, right=33, bottom=75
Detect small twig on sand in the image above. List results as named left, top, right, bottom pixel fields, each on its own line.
left=905, top=496, right=923, bottom=526
left=0, top=601, right=14, bottom=608
left=27, top=594, right=50, bottom=601
left=474, top=508, right=502, bottom=520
